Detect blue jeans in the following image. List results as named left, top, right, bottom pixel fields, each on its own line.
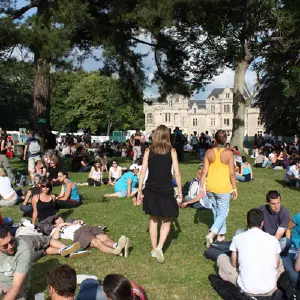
left=282, top=255, right=298, bottom=285
left=79, top=166, right=92, bottom=172
left=184, top=196, right=202, bottom=209
left=207, top=192, right=230, bottom=235
left=20, top=204, right=33, bottom=214
left=262, top=160, right=272, bottom=168
left=236, top=175, right=245, bottom=182
left=3, top=217, right=14, bottom=226
left=77, top=279, right=105, bottom=300
left=199, top=148, right=205, bottom=160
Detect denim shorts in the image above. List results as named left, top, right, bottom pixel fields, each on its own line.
left=116, top=188, right=138, bottom=198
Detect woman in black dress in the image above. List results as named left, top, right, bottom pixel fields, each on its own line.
left=138, top=125, right=182, bottom=263
left=31, top=178, right=57, bottom=224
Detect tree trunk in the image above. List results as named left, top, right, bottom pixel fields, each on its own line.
left=33, top=57, right=50, bottom=138
left=230, top=60, right=249, bottom=150
left=107, top=119, right=112, bottom=136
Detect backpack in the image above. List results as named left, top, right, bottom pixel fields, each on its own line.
left=28, top=139, right=40, bottom=155
left=182, top=181, right=191, bottom=196
left=204, top=241, right=231, bottom=262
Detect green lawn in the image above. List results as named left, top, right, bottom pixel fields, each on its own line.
left=2, top=155, right=298, bottom=299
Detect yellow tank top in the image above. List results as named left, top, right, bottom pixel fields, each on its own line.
left=206, top=148, right=233, bottom=194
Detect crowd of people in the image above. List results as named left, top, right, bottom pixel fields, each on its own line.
left=1, top=127, right=300, bottom=299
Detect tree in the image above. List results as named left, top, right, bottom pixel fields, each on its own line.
left=256, top=0, right=300, bottom=135
left=0, top=60, right=34, bottom=129
left=50, top=70, right=88, bottom=132
left=189, top=0, right=280, bottom=148
left=65, top=73, right=142, bottom=135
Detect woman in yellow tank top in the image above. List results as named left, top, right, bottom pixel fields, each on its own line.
left=199, top=130, right=237, bottom=248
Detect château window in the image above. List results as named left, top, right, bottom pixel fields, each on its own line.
left=226, top=93, right=230, bottom=98
left=174, top=113, right=179, bottom=124
left=258, top=118, right=262, bottom=126
left=211, top=118, right=215, bottom=126
left=193, top=118, right=198, bottom=126
left=224, top=104, right=230, bottom=113
left=224, top=118, right=230, bottom=126
left=211, top=105, right=215, bottom=113
left=193, top=108, right=197, bottom=114
left=165, top=113, right=171, bottom=122
left=146, top=113, right=154, bottom=124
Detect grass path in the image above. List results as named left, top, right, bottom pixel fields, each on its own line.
left=2, top=155, right=298, bottom=299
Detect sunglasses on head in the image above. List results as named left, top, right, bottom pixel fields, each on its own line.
left=1, top=238, right=15, bottom=249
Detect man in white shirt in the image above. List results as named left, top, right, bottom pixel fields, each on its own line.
left=217, top=208, right=284, bottom=296
left=284, top=158, right=300, bottom=185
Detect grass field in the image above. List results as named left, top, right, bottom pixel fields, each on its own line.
left=2, top=155, right=298, bottom=299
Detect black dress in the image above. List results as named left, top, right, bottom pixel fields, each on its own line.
left=143, top=148, right=178, bottom=217
left=37, top=194, right=57, bottom=222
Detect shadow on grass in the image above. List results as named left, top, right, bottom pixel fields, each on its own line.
left=58, top=209, right=74, bottom=220
left=163, top=217, right=181, bottom=254
left=194, top=208, right=213, bottom=228
left=29, top=258, right=60, bottom=297
left=275, top=179, right=299, bottom=190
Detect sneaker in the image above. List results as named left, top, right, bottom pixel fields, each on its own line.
left=124, top=238, right=130, bottom=258
left=114, top=236, right=126, bottom=255
left=151, top=250, right=156, bottom=258
left=154, top=247, right=164, bottom=263
left=205, top=232, right=214, bottom=248
left=69, top=250, right=91, bottom=259
left=98, top=225, right=107, bottom=231
left=60, top=242, right=81, bottom=257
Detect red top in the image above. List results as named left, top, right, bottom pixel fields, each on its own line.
left=0, top=215, right=3, bottom=224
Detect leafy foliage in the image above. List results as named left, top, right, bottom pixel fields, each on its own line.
left=51, top=72, right=144, bottom=134
left=256, top=0, right=300, bottom=135
left=0, top=60, right=34, bottom=129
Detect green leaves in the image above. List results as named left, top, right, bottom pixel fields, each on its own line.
left=50, top=71, right=144, bottom=134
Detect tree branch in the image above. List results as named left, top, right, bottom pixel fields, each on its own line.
left=131, top=37, right=156, bottom=47
left=1, top=1, right=39, bottom=19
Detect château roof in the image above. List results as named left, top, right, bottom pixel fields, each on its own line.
left=207, top=88, right=234, bottom=99
left=189, top=100, right=206, bottom=109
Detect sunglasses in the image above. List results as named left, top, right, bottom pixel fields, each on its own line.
left=1, top=238, right=15, bottom=249
left=41, top=185, right=49, bottom=188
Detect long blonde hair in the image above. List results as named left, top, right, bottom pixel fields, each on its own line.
left=150, top=125, right=172, bottom=155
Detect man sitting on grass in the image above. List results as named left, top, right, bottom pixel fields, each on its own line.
left=0, top=225, right=83, bottom=300
left=217, top=208, right=284, bottom=297
left=259, top=190, right=291, bottom=253
left=46, top=264, right=76, bottom=300
left=39, top=215, right=130, bottom=258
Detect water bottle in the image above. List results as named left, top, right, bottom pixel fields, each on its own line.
left=289, top=245, right=298, bottom=260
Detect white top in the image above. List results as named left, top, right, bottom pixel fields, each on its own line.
left=91, top=168, right=101, bottom=181
left=50, top=224, right=82, bottom=241
left=230, top=228, right=281, bottom=295
left=110, top=166, right=122, bottom=179
left=0, top=176, right=15, bottom=199
left=285, top=165, right=299, bottom=181
left=62, top=146, right=70, bottom=156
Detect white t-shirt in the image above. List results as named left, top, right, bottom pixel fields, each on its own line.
left=91, top=168, right=101, bottom=181
left=0, top=176, right=15, bottom=199
left=285, top=165, right=299, bottom=181
left=62, top=146, right=70, bottom=156
left=50, top=224, right=82, bottom=241
left=230, top=228, right=281, bottom=295
left=110, top=166, right=122, bottom=179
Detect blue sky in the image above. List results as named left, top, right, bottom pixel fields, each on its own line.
left=17, top=0, right=256, bottom=99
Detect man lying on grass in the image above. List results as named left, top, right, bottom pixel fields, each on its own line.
left=38, top=215, right=130, bottom=257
